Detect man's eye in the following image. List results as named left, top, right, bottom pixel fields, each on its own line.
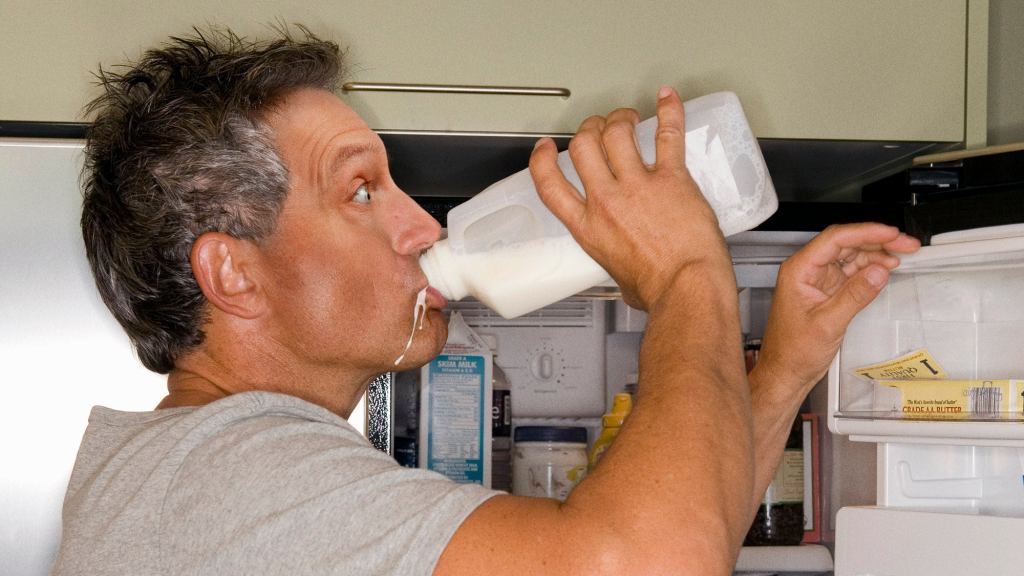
left=353, top=183, right=372, bottom=204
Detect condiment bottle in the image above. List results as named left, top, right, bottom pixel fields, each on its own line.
left=588, top=393, right=633, bottom=470
left=419, top=91, right=778, bottom=319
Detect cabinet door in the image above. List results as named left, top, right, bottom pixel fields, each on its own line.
left=1, top=1, right=974, bottom=141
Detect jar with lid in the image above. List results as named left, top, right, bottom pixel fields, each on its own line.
left=512, top=426, right=588, bottom=501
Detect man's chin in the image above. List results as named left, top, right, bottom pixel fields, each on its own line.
left=392, top=313, right=447, bottom=370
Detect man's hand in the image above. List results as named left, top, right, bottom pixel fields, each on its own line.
left=528, top=86, right=731, bottom=312
left=741, top=223, right=920, bottom=518
left=755, top=223, right=921, bottom=393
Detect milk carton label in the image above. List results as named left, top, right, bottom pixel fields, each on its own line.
left=423, top=354, right=487, bottom=483
left=420, top=312, right=492, bottom=486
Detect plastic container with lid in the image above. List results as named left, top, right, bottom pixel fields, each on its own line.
left=419, top=91, right=778, bottom=319
left=512, top=426, right=588, bottom=501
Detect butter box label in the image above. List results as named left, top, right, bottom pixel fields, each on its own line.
left=879, top=379, right=1022, bottom=417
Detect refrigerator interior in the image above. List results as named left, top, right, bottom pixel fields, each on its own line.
left=828, top=233, right=1024, bottom=575
left=386, top=231, right=839, bottom=574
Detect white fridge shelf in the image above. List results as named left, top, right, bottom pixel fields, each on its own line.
left=735, top=544, right=832, bottom=573
left=831, top=412, right=1024, bottom=447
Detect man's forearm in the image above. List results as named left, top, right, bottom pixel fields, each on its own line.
left=565, top=266, right=754, bottom=571
left=745, top=363, right=817, bottom=520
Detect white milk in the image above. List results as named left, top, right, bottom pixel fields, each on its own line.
left=393, top=286, right=428, bottom=365
left=420, top=235, right=609, bottom=319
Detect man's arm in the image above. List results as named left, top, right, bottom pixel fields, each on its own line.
left=436, top=87, right=753, bottom=575
left=746, top=223, right=920, bottom=511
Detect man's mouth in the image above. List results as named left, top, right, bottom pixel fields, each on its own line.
left=423, top=285, right=448, bottom=310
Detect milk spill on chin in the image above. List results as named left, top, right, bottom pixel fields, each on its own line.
left=459, top=235, right=610, bottom=319
left=393, top=286, right=429, bottom=366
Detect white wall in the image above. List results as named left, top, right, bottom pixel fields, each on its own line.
left=0, top=141, right=169, bottom=574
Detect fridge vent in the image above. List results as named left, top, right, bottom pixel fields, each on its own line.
left=448, top=298, right=596, bottom=328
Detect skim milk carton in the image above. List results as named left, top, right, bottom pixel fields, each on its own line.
left=419, top=312, right=493, bottom=487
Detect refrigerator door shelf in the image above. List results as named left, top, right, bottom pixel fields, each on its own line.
left=828, top=231, right=1024, bottom=445
left=877, top=443, right=1024, bottom=516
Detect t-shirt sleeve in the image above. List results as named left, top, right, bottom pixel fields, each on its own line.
left=160, top=414, right=497, bottom=576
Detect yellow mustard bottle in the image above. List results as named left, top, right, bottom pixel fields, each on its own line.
left=588, top=393, right=633, bottom=470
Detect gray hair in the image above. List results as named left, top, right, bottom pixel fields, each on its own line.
left=81, top=26, right=344, bottom=373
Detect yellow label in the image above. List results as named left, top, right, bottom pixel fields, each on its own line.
left=880, top=379, right=1022, bottom=417
left=855, top=348, right=947, bottom=381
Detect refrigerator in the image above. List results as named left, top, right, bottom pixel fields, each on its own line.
left=5, top=135, right=1022, bottom=575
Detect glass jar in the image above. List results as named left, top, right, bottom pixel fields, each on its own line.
left=512, top=426, right=588, bottom=501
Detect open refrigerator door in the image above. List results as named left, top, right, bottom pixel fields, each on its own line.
left=829, top=229, right=1024, bottom=575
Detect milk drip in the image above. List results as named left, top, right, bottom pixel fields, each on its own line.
left=419, top=91, right=778, bottom=319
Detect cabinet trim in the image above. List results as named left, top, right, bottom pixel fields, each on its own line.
left=343, top=81, right=570, bottom=98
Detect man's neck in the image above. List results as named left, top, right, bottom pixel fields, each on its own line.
left=158, top=369, right=232, bottom=409
left=161, top=347, right=372, bottom=418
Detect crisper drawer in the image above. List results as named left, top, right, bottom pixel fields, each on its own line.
left=828, top=233, right=1024, bottom=445
left=835, top=506, right=1024, bottom=576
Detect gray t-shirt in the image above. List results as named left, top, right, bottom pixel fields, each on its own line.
left=52, top=391, right=497, bottom=575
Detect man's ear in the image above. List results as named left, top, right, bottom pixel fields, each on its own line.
left=191, top=232, right=263, bottom=319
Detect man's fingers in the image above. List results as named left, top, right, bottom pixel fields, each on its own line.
left=818, top=263, right=890, bottom=333
left=801, top=223, right=918, bottom=268
left=601, top=108, right=646, bottom=177
left=530, top=137, right=586, bottom=228
left=883, top=232, right=922, bottom=254
left=568, top=115, right=614, bottom=194
left=653, top=86, right=686, bottom=172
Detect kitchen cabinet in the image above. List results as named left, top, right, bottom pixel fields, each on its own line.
left=1, top=1, right=985, bottom=143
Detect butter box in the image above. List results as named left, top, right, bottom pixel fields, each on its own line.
left=878, top=379, right=1023, bottom=418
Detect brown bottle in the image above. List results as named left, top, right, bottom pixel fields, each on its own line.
left=744, top=416, right=804, bottom=546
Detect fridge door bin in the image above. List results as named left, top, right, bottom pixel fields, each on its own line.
left=828, top=233, right=1024, bottom=443
left=835, top=506, right=1024, bottom=576
left=877, top=443, right=1024, bottom=516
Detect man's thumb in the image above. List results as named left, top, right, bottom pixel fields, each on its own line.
left=823, top=264, right=889, bottom=329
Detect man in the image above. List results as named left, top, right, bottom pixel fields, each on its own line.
left=54, top=27, right=919, bottom=575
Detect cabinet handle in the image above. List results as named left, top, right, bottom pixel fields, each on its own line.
left=342, top=82, right=570, bottom=98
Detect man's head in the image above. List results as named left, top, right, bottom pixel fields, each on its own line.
left=82, top=26, right=445, bottom=383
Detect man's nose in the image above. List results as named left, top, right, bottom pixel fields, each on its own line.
left=389, top=189, right=442, bottom=256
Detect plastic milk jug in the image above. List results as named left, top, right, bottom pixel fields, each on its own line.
left=419, top=91, right=777, bottom=319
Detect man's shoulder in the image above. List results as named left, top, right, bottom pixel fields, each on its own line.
left=173, top=391, right=376, bottom=464
left=53, top=392, right=382, bottom=574
left=88, top=391, right=354, bottom=439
